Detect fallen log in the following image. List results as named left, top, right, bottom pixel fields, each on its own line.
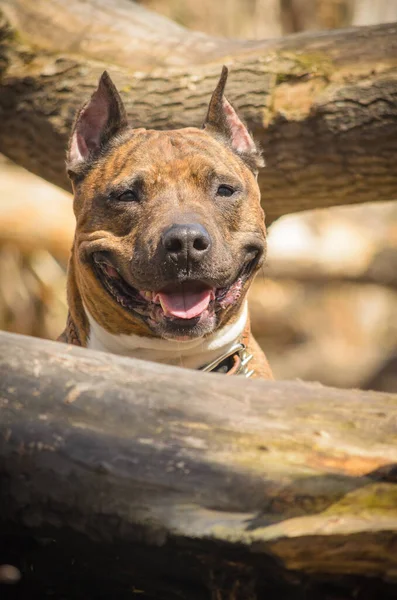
left=0, top=158, right=74, bottom=260
left=0, top=331, right=397, bottom=599
left=1, top=1, right=397, bottom=221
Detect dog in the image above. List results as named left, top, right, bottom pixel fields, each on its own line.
left=59, top=67, right=273, bottom=379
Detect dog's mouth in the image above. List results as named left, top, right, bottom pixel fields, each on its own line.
left=91, top=252, right=256, bottom=338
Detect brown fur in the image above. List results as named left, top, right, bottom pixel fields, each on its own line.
left=60, top=70, right=273, bottom=379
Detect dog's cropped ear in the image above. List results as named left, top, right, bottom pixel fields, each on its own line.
left=203, top=66, right=264, bottom=173
left=67, top=71, right=128, bottom=177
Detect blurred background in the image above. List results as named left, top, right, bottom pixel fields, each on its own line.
left=139, top=0, right=397, bottom=37
left=1, top=0, right=397, bottom=392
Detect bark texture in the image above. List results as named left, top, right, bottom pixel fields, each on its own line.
left=0, top=1, right=397, bottom=221
left=1, top=331, right=397, bottom=598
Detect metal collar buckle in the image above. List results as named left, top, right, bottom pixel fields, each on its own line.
left=200, top=342, right=255, bottom=378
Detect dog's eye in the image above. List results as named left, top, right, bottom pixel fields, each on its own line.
left=217, top=185, right=235, bottom=198
left=117, top=189, right=139, bottom=202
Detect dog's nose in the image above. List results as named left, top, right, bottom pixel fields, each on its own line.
left=162, top=223, right=211, bottom=262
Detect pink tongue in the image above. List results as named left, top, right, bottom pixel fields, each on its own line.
left=157, top=289, right=212, bottom=319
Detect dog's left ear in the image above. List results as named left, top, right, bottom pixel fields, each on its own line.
left=203, top=66, right=264, bottom=173
left=67, top=71, right=128, bottom=177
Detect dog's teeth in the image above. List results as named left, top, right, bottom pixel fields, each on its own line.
left=139, top=291, right=153, bottom=302
left=158, top=297, right=167, bottom=314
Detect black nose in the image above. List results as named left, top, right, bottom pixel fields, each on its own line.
left=162, top=223, right=211, bottom=263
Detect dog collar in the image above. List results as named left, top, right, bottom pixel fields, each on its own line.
left=64, top=312, right=254, bottom=377
left=200, top=342, right=254, bottom=378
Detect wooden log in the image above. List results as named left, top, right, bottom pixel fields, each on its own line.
left=0, top=1, right=397, bottom=222
left=0, top=158, right=74, bottom=260
left=264, top=250, right=397, bottom=288
left=0, top=331, right=397, bottom=598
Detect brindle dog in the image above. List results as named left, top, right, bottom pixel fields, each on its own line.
left=59, top=67, right=273, bottom=379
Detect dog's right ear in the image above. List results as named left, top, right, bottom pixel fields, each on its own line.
left=67, top=71, right=128, bottom=178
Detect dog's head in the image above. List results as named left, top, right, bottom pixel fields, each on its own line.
left=67, top=68, right=266, bottom=341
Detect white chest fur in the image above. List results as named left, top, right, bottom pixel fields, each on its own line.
left=85, top=301, right=248, bottom=370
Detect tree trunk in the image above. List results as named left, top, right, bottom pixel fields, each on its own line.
left=1, top=331, right=397, bottom=598
left=0, top=1, right=397, bottom=222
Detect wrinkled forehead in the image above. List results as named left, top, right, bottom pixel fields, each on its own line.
left=84, top=127, right=250, bottom=192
